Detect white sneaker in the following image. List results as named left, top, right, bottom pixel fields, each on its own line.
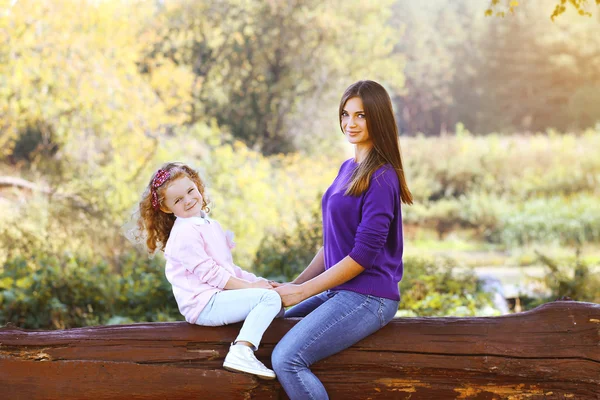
left=223, top=344, right=276, bottom=380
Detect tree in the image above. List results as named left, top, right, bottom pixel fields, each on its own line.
left=140, top=0, right=405, bottom=155
left=486, top=0, right=600, bottom=20
left=467, top=0, right=600, bottom=133
left=391, top=1, right=485, bottom=136
left=0, top=0, right=170, bottom=261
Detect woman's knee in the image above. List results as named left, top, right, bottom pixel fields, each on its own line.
left=271, top=342, right=288, bottom=372
left=272, top=334, right=308, bottom=373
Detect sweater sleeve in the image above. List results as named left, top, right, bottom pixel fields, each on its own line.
left=348, top=168, right=398, bottom=269
left=233, top=265, right=262, bottom=282
left=168, top=229, right=232, bottom=289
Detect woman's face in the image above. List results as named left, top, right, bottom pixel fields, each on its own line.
left=341, top=97, right=372, bottom=148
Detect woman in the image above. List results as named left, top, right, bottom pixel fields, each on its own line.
left=272, top=80, right=413, bottom=399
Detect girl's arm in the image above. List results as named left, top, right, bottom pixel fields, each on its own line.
left=168, top=225, right=245, bottom=290
left=291, top=247, right=326, bottom=284
left=232, top=265, right=263, bottom=282
left=224, top=275, right=273, bottom=290
left=275, top=256, right=363, bottom=306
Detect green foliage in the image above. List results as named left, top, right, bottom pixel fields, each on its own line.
left=399, top=257, right=498, bottom=317
left=535, top=250, right=600, bottom=303
left=1, top=0, right=161, bottom=165
left=500, top=195, right=600, bottom=247
left=403, top=132, right=600, bottom=247
left=0, top=251, right=180, bottom=329
left=9, top=123, right=58, bottom=163
left=1, top=0, right=599, bottom=326
left=1, top=0, right=399, bottom=270
left=0, top=0, right=168, bottom=267
left=0, top=254, right=117, bottom=329
left=253, top=204, right=323, bottom=282
left=0, top=186, right=128, bottom=268
left=136, top=0, right=404, bottom=155
left=3, top=130, right=599, bottom=277
left=113, top=251, right=180, bottom=324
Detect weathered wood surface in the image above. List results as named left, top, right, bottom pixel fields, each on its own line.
left=1, top=300, right=599, bottom=399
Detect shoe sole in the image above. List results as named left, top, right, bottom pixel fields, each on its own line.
left=223, top=362, right=276, bottom=380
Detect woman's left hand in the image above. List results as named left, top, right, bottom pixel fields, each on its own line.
left=274, top=284, right=307, bottom=307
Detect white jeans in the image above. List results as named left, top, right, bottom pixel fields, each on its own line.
left=195, top=288, right=283, bottom=350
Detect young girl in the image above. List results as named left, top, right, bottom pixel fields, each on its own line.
left=135, top=162, right=282, bottom=380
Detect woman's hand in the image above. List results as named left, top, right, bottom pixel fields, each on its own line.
left=267, top=280, right=285, bottom=288
left=274, top=284, right=307, bottom=307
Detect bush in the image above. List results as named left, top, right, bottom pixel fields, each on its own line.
left=534, top=250, right=600, bottom=304
left=114, top=251, right=181, bottom=323
left=0, top=254, right=118, bottom=329
left=499, top=195, right=600, bottom=247
left=402, top=132, right=600, bottom=247
left=253, top=206, right=323, bottom=282
left=0, top=251, right=181, bottom=329
left=399, top=257, right=498, bottom=317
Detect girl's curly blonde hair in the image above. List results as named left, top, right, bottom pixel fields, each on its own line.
left=137, top=162, right=210, bottom=253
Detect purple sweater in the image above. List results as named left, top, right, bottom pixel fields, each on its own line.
left=322, top=159, right=404, bottom=301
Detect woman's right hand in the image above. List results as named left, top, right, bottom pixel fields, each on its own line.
left=274, top=283, right=308, bottom=307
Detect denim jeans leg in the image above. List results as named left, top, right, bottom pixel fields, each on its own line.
left=272, top=290, right=399, bottom=400
left=284, top=291, right=331, bottom=318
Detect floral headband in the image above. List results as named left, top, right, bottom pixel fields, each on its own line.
left=151, top=169, right=171, bottom=210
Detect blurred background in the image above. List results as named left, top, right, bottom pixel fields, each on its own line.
left=1, top=0, right=599, bottom=329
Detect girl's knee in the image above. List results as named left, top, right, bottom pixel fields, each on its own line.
left=263, top=289, right=282, bottom=305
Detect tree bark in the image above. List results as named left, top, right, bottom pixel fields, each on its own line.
left=1, top=301, right=598, bottom=399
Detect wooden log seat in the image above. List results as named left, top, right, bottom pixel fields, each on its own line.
left=1, top=300, right=599, bottom=399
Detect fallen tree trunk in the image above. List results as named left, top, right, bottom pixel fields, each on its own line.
left=1, top=300, right=599, bottom=399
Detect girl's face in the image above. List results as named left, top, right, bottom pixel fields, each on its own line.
left=161, top=176, right=204, bottom=219
left=341, top=97, right=372, bottom=148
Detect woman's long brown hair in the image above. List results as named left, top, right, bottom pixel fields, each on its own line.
left=137, top=162, right=210, bottom=253
left=338, top=80, right=412, bottom=204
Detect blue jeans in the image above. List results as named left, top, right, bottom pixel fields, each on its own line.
left=272, top=290, right=399, bottom=400
left=195, top=288, right=282, bottom=350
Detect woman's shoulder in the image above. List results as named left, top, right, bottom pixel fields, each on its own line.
left=337, top=158, right=356, bottom=170
left=334, top=158, right=358, bottom=175
left=370, top=164, right=399, bottom=191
